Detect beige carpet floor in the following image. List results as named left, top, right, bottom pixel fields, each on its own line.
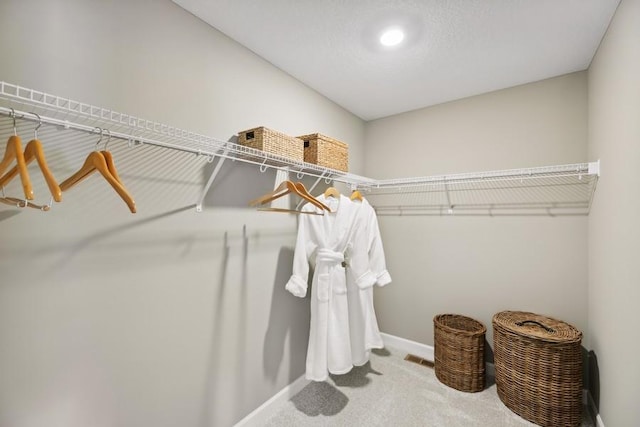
left=263, top=346, right=594, bottom=427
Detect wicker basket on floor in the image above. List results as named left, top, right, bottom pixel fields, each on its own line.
left=493, top=311, right=583, bottom=427
left=434, top=314, right=486, bottom=392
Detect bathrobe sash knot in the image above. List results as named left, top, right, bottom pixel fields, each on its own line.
left=315, top=248, right=345, bottom=302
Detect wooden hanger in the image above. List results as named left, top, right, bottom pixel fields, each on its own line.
left=0, top=196, right=51, bottom=211
left=101, top=150, right=122, bottom=183
left=0, top=116, right=62, bottom=202
left=256, top=206, right=324, bottom=215
left=293, top=182, right=330, bottom=209
left=250, top=180, right=329, bottom=211
left=0, top=135, right=34, bottom=201
left=323, top=186, right=340, bottom=199
left=100, top=130, right=123, bottom=183
left=350, top=189, right=363, bottom=201
left=60, top=151, right=136, bottom=213
left=249, top=180, right=330, bottom=213
left=248, top=179, right=290, bottom=206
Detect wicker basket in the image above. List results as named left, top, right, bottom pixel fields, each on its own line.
left=297, top=133, right=348, bottom=172
left=237, top=127, right=304, bottom=162
left=493, top=311, right=583, bottom=427
left=434, top=314, right=486, bottom=392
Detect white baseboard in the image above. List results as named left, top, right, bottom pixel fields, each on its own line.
left=234, top=374, right=310, bottom=427
left=381, top=332, right=499, bottom=376
left=380, top=332, right=434, bottom=361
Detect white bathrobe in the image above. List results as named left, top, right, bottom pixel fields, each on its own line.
left=285, top=194, right=376, bottom=381
left=347, top=197, right=392, bottom=366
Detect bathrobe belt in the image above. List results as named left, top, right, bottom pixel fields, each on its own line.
left=315, top=249, right=346, bottom=302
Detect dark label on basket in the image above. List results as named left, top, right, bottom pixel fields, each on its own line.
left=246, top=131, right=255, bottom=140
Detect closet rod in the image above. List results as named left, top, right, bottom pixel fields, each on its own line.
left=0, top=106, right=220, bottom=157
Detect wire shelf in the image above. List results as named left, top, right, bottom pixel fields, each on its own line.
left=0, top=81, right=599, bottom=215
left=0, top=81, right=373, bottom=186
left=361, top=162, right=599, bottom=216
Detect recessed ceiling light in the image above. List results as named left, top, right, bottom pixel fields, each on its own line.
left=380, top=28, right=404, bottom=47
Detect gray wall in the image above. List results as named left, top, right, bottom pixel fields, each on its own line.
left=1, top=1, right=635, bottom=426
left=0, top=1, right=364, bottom=427
left=364, top=72, right=589, bottom=357
left=588, top=0, right=640, bottom=425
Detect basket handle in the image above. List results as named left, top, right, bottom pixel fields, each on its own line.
left=515, top=320, right=555, bottom=333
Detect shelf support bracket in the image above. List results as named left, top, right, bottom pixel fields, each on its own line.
left=196, top=145, right=229, bottom=212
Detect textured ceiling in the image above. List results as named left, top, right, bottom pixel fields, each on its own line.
left=173, top=0, right=620, bottom=121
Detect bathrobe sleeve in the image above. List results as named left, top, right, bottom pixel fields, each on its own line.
left=366, top=202, right=392, bottom=287
left=347, top=207, right=377, bottom=290
left=285, top=205, right=317, bottom=297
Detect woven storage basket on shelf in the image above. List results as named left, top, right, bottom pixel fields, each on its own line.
left=493, top=311, right=583, bottom=427
left=237, top=127, right=304, bottom=163
left=297, top=133, right=348, bottom=172
left=434, top=314, right=486, bottom=392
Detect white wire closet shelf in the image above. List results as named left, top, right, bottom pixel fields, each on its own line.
left=358, top=162, right=599, bottom=216
left=0, top=81, right=600, bottom=215
left=0, top=82, right=373, bottom=184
